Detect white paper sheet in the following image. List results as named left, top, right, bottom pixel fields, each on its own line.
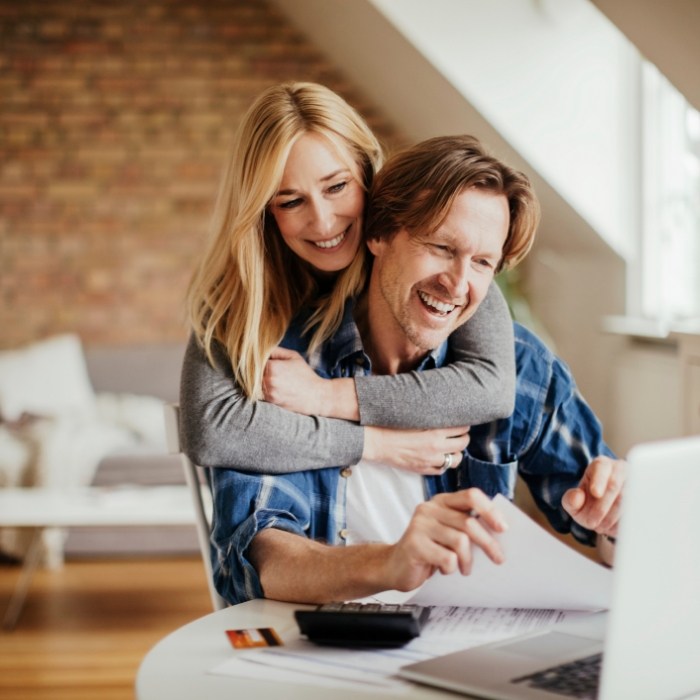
left=375, top=495, right=612, bottom=610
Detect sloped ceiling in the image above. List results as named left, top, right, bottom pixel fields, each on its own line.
left=591, top=0, right=700, bottom=111
left=269, top=0, right=619, bottom=260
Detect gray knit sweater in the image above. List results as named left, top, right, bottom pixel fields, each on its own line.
left=179, top=282, right=515, bottom=473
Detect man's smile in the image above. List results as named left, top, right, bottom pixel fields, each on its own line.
left=417, top=289, right=461, bottom=316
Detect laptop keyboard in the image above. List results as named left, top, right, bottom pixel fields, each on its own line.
left=511, top=652, right=602, bottom=699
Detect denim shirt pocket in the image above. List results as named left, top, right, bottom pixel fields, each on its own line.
left=458, top=453, right=518, bottom=500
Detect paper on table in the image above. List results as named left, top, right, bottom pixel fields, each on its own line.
left=209, top=653, right=410, bottom=693
left=209, top=605, right=591, bottom=692
left=375, top=495, right=612, bottom=610
left=209, top=638, right=413, bottom=694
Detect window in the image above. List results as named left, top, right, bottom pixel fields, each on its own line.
left=640, top=63, right=700, bottom=323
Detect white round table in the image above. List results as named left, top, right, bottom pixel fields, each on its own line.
left=136, top=598, right=456, bottom=699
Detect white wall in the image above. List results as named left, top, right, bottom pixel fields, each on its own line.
left=370, top=0, right=640, bottom=260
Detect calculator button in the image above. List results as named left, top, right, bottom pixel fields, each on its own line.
left=379, top=604, right=400, bottom=612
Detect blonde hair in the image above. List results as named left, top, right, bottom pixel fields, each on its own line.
left=186, top=82, right=383, bottom=399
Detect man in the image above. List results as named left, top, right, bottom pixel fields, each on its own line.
left=209, top=135, right=623, bottom=605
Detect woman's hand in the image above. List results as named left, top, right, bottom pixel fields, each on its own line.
left=263, top=347, right=360, bottom=419
left=262, top=347, right=322, bottom=414
left=263, top=348, right=471, bottom=475
left=363, top=425, right=471, bottom=475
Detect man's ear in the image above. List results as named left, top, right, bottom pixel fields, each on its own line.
left=366, top=236, right=385, bottom=257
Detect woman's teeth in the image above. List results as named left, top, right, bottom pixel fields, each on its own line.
left=314, top=231, right=346, bottom=249
left=418, top=290, right=456, bottom=315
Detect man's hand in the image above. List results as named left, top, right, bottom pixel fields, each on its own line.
left=562, top=456, right=625, bottom=537
left=383, top=489, right=509, bottom=593
left=250, top=489, right=508, bottom=604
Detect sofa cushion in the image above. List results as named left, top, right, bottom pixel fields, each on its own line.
left=95, top=392, right=168, bottom=447
left=0, top=334, right=96, bottom=422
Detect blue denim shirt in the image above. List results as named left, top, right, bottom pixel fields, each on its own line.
left=209, top=302, right=614, bottom=605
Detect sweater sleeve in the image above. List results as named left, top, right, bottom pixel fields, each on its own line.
left=179, top=334, right=364, bottom=472
left=353, top=282, right=516, bottom=428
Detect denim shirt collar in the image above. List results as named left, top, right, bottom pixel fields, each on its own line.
left=309, top=297, right=449, bottom=378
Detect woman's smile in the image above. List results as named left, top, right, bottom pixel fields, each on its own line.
left=270, top=133, right=365, bottom=273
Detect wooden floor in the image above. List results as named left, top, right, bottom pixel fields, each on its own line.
left=0, top=555, right=212, bottom=700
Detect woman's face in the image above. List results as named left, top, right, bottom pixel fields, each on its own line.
left=268, top=133, right=365, bottom=273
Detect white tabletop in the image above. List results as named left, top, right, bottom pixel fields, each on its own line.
left=135, top=598, right=457, bottom=699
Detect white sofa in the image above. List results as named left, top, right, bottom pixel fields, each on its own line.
left=0, top=334, right=198, bottom=561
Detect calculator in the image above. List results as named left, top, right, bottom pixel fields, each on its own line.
left=294, top=602, right=430, bottom=647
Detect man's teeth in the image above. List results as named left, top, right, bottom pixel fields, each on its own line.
left=418, top=291, right=456, bottom=314
left=315, top=231, right=346, bottom=249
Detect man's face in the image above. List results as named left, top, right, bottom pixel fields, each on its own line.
left=367, top=187, right=509, bottom=363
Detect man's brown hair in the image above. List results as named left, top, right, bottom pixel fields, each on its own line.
left=365, top=135, right=539, bottom=271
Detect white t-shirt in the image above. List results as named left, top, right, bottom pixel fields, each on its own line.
left=344, top=459, right=425, bottom=545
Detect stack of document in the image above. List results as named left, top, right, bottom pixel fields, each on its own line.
left=210, top=496, right=612, bottom=693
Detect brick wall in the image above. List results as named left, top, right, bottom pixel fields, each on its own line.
left=0, top=0, right=404, bottom=349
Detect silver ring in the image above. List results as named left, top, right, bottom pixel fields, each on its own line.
left=440, top=453, right=453, bottom=471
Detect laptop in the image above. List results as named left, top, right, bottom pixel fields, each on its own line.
left=399, top=435, right=700, bottom=700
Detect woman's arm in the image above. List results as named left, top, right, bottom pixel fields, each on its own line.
left=180, top=334, right=471, bottom=473
left=179, top=334, right=364, bottom=472
left=354, top=282, right=515, bottom=427
left=264, top=282, right=516, bottom=428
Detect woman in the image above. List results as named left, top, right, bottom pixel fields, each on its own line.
left=180, top=82, right=520, bottom=474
